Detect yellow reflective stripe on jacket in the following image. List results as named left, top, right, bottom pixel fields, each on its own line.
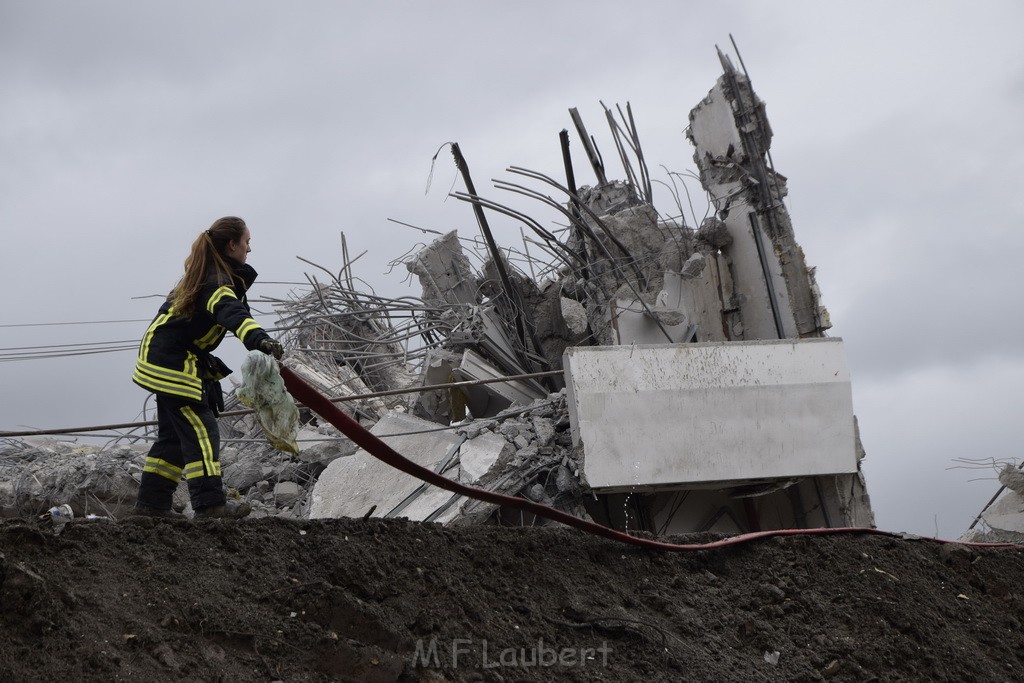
left=136, top=359, right=203, bottom=390
left=194, top=324, right=225, bottom=350
left=206, top=286, right=237, bottom=315
left=143, top=457, right=183, bottom=483
left=235, top=318, right=260, bottom=343
left=184, top=352, right=198, bottom=378
left=133, top=358, right=204, bottom=401
left=132, top=369, right=204, bottom=402
left=180, top=405, right=219, bottom=478
left=139, top=312, right=171, bottom=361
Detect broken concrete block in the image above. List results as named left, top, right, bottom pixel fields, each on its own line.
left=515, top=446, right=539, bottom=461
left=459, top=433, right=514, bottom=482
left=273, top=481, right=303, bottom=507
left=499, top=421, right=525, bottom=438
left=577, top=180, right=642, bottom=216
left=560, top=297, right=588, bottom=336
left=456, top=420, right=494, bottom=441
left=981, top=490, right=1024, bottom=534
left=531, top=417, right=555, bottom=448
left=525, top=483, right=553, bottom=505
left=412, top=348, right=463, bottom=424
left=998, top=464, right=1024, bottom=496
left=555, top=465, right=578, bottom=495
left=405, top=230, right=479, bottom=307
left=296, top=439, right=357, bottom=467
left=698, top=217, right=732, bottom=250
left=680, top=253, right=706, bottom=280
left=513, top=435, right=531, bottom=450
left=222, top=461, right=264, bottom=492
left=0, top=442, right=142, bottom=519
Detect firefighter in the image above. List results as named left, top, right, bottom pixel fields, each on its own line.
left=132, top=216, right=283, bottom=518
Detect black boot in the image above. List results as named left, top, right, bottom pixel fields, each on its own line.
left=132, top=505, right=185, bottom=519
left=194, top=500, right=251, bottom=519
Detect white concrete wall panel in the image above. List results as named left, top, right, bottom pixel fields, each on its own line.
left=564, top=339, right=856, bottom=490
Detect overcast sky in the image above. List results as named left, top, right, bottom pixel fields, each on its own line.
left=2, top=1, right=1022, bottom=538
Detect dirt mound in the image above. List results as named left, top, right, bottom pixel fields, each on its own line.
left=1, top=517, right=1022, bottom=682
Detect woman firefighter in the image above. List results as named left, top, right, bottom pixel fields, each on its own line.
left=132, top=216, right=283, bottom=518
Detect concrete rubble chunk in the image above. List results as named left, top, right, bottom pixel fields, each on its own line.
left=679, top=253, right=706, bottom=280
left=698, top=217, right=732, bottom=250
left=459, top=433, right=514, bottom=483
left=222, top=461, right=264, bottom=492
left=559, top=297, right=588, bottom=336
left=411, top=348, right=462, bottom=425
left=273, top=481, right=303, bottom=507
left=406, top=230, right=479, bottom=308
left=979, top=490, right=1024, bottom=534
left=998, top=464, right=1024, bottom=496
left=531, top=417, right=556, bottom=448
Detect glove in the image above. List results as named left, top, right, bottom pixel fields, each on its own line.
left=258, top=338, right=284, bottom=360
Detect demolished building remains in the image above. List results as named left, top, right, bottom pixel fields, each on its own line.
left=1, top=49, right=875, bottom=536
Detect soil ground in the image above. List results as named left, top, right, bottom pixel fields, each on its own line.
left=1, top=516, right=1023, bottom=682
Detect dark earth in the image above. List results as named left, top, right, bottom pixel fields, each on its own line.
left=1, top=516, right=1022, bottom=682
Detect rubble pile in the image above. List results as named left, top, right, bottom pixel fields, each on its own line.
left=0, top=438, right=143, bottom=519
left=2, top=49, right=877, bottom=536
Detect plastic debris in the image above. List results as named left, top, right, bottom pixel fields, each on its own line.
left=236, top=350, right=300, bottom=456
left=40, top=503, right=73, bottom=524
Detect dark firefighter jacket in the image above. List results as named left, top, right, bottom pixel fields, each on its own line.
left=132, top=258, right=271, bottom=403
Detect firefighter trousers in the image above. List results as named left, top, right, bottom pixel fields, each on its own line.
left=137, top=393, right=226, bottom=511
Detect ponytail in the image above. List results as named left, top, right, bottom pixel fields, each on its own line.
left=169, top=216, right=247, bottom=319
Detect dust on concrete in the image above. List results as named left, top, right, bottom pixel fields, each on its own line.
left=2, top=517, right=1023, bottom=682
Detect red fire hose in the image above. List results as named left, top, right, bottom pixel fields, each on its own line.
left=279, top=366, right=1019, bottom=551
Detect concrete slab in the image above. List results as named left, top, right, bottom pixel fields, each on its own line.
left=459, top=431, right=514, bottom=482
left=456, top=349, right=545, bottom=417
left=308, top=411, right=508, bottom=523
left=564, top=339, right=857, bottom=490
left=309, top=412, right=456, bottom=520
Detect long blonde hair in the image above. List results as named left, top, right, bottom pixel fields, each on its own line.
left=169, top=216, right=247, bottom=319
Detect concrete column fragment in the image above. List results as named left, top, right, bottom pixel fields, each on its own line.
left=687, top=60, right=829, bottom=340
